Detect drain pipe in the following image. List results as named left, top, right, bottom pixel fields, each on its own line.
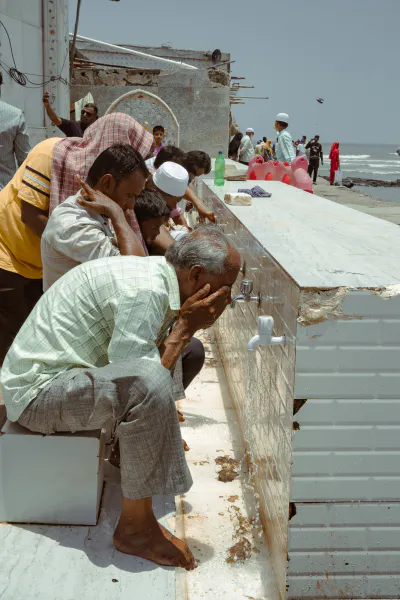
left=70, top=34, right=198, bottom=70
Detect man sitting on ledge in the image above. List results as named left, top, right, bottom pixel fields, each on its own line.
left=0, top=227, right=240, bottom=570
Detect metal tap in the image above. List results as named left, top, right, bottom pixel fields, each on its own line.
left=230, top=279, right=259, bottom=308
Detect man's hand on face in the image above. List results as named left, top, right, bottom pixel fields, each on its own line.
left=76, top=176, right=123, bottom=220
left=178, top=284, right=231, bottom=335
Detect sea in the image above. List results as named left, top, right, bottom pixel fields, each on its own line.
left=318, top=143, right=400, bottom=202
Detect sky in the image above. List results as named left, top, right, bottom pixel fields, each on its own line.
left=70, top=0, right=400, bottom=145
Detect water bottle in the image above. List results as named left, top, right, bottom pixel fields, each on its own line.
left=214, top=152, right=225, bottom=186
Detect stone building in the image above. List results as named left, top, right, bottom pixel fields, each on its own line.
left=71, top=41, right=231, bottom=157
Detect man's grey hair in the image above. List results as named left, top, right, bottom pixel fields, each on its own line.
left=165, top=225, right=233, bottom=275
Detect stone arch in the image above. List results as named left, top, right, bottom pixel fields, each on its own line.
left=105, top=89, right=180, bottom=146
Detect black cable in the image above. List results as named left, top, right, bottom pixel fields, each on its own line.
left=0, top=21, right=17, bottom=68
left=0, top=21, right=69, bottom=88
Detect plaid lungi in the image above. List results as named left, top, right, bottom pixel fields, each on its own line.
left=18, top=359, right=192, bottom=500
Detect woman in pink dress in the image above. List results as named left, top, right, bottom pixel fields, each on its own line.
left=329, top=142, right=340, bottom=185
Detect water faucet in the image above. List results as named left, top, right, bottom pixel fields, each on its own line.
left=248, top=316, right=286, bottom=351
left=230, top=279, right=259, bottom=308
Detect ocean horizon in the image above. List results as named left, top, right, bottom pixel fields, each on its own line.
left=318, top=143, right=400, bottom=202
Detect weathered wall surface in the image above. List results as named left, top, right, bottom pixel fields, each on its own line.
left=75, top=40, right=231, bottom=72
left=71, top=67, right=230, bottom=156
left=0, top=0, right=69, bottom=144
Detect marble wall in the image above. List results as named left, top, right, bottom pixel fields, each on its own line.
left=203, top=187, right=299, bottom=598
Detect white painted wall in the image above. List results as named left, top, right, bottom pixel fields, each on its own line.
left=0, top=0, right=69, bottom=145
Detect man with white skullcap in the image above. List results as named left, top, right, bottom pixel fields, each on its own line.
left=238, top=127, right=256, bottom=165
left=150, top=161, right=190, bottom=226
left=275, top=113, right=295, bottom=164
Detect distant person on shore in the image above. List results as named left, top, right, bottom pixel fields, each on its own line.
left=255, top=140, right=264, bottom=155
left=43, top=92, right=99, bottom=137
left=297, top=136, right=307, bottom=157
left=275, top=113, right=295, bottom=164
left=0, top=72, right=31, bottom=189
left=238, top=128, right=255, bottom=165
left=306, top=135, right=324, bottom=184
left=152, top=125, right=165, bottom=157
left=228, top=133, right=243, bottom=160
left=263, top=138, right=273, bottom=161
left=329, top=142, right=340, bottom=185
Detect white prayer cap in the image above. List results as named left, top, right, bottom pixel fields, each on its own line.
left=153, top=161, right=189, bottom=197
left=276, top=112, right=289, bottom=124
left=246, top=127, right=255, bottom=133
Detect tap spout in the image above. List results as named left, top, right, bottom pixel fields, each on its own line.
left=230, top=294, right=246, bottom=308
left=247, top=316, right=286, bottom=351
left=248, top=334, right=260, bottom=351
left=230, top=279, right=255, bottom=308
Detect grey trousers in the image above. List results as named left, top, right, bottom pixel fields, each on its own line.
left=18, top=360, right=193, bottom=500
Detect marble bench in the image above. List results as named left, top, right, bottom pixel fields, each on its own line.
left=0, top=420, right=105, bottom=525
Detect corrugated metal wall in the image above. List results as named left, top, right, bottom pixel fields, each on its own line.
left=288, top=290, right=400, bottom=598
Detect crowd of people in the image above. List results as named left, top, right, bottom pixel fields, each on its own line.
left=0, top=80, right=345, bottom=570
left=228, top=112, right=341, bottom=185
left=0, top=86, right=241, bottom=571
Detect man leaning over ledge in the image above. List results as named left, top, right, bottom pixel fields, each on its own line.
left=0, top=226, right=241, bottom=571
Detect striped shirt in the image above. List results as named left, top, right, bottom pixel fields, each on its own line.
left=0, top=101, right=31, bottom=190
left=0, top=138, right=58, bottom=278
left=1, top=255, right=181, bottom=421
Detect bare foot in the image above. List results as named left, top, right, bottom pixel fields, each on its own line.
left=113, top=515, right=197, bottom=570
left=182, top=439, right=190, bottom=452
left=177, top=410, right=185, bottom=423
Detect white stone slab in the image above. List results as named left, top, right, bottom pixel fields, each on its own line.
left=0, top=421, right=105, bottom=525
left=203, top=179, right=400, bottom=289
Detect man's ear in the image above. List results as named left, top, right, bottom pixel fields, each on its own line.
left=189, top=265, right=203, bottom=283
left=100, top=174, right=114, bottom=194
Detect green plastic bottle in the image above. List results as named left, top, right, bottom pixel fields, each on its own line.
left=214, top=151, right=225, bottom=186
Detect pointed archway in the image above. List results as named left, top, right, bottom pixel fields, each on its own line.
left=105, top=89, right=180, bottom=146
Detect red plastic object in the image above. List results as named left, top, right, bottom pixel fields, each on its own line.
left=273, top=161, right=288, bottom=181
left=291, top=156, right=308, bottom=172
left=282, top=173, right=291, bottom=185
left=249, top=162, right=272, bottom=180
left=248, top=155, right=264, bottom=170
left=293, top=168, right=313, bottom=192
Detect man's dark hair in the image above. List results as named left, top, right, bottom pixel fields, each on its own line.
left=314, top=135, right=320, bottom=140
left=84, top=103, right=98, bottom=115
left=277, top=121, right=288, bottom=129
left=185, top=151, right=212, bottom=176
left=134, top=189, right=170, bottom=222
left=86, top=143, right=149, bottom=187
left=154, top=145, right=186, bottom=169
left=153, top=125, right=165, bottom=133
left=263, top=137, right=267, bottom=143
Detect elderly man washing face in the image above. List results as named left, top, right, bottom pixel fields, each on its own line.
left=1, top=226, right=241, bottom=571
